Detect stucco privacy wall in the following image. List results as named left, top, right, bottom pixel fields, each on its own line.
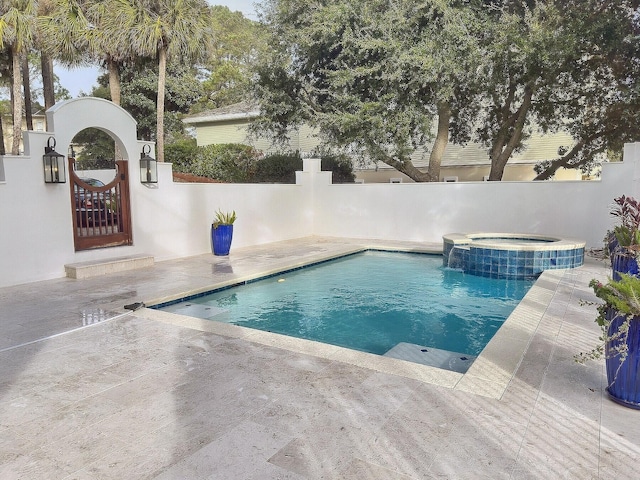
left=312, top=147, right=640, bottom=247
left=1, top=96, right=639, bottom=287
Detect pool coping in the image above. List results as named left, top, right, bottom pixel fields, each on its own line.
left=443, top=232, right=586, bottom=251
left=137, top=243, right=561, bottom=400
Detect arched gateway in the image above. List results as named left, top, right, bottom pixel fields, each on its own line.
left=41, top=98, right=143, bottom=251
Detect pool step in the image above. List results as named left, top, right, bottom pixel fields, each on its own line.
left=160, top=302, right=228, bottom=320
left=383, top=342, right=476, bottom=373
left=65, top=254, right=154, bottom=279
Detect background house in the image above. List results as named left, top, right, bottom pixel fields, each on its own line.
left=183, top=102, right=582, bottom=182
left=2, top=111, right=47, bottom=154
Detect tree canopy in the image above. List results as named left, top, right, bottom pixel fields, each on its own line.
left=252, top=0, right=640, bottom=181
left=13, top=0, right=213, bottom=156
left=0, top=0, right=38, bottom=153
left=459, top=0, right=640, bottom=180
left=89, top=58, right=203, bottom=143
left=191, top=5, right=268, bottom=113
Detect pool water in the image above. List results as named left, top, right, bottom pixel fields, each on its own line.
left=157, top=251, right=534, bottom=359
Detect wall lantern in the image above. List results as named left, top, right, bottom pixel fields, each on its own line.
left=43, top=137, right=66, bottom=183
left=140, top=144, right=158, bottom=184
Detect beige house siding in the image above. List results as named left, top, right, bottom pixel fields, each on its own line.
left=193, top=120, right=320, bottom=155
left=195, top=119, right=252, bottom=146
left=407, top=131, right=575, bottom=167
left=2, top=114, right=47, bottom=154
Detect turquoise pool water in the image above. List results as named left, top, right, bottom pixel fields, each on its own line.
left=156, top=251, right=534, bottom=358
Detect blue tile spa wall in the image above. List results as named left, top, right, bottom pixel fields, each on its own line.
left=443, top=241, right=585, bottom=280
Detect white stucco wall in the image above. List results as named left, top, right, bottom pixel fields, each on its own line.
left=312, top=152, right=638, bottom=246
left=1, top=97, right=639, bottom=288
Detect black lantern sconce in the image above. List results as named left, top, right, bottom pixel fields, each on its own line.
left=43, top=137, right=66, bottom=183
left=140, top=144, right=158, bottom=184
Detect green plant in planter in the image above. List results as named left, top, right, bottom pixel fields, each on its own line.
left=212, top=210, right=236, bottom=229
left=611, top=195, right=640, bottom=250
left=577, top=274, right=640, bottom=364
left=608, top=196, right=640, bottom=280
left=578, top=274, right=640, bottom=407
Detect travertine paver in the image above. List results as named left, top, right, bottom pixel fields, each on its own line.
left=0, top=237, right=638, bottom=479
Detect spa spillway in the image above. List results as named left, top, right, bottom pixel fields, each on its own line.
left=443, top=233, right=586, bottom=279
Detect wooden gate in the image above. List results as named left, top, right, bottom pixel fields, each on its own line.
left=70, top=158, right=132, bottom=251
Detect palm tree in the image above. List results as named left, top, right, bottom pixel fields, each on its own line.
left=0, top=0, right=37, bottom=154
left=20, top=51, right=31, bottom=129
left=84, top=0, right=141, bottom=106
left=35, top=0, right=56, bottom=111
left=40, top=0, right=134, bottom=106
left=129, top=0, right=212, bottom=162
left=38, top=0, right=92, bottom=100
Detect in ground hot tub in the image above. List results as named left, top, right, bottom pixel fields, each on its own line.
left=443, top=233, right=585, bottom=279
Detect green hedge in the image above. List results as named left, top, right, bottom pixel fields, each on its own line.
left=165, top=138, right=198, bottom=171
left=191, top=144, right=262, bottom=183
left=320, top=153, right=356, bottom=184
left=254, top=152, right=303, bottom=183
left=165, top=141, right=355, bottom=184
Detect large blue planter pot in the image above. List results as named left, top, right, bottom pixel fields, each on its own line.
left=605, top=308, right=640, bottom=409
left=612, top=251, right=639, bottom=281
left=212, top=224, right=233, bottom=256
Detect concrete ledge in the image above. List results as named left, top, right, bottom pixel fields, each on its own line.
left=65, top=254, right=154, bottom=279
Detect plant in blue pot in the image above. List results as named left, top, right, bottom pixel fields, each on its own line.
left=577, top=275, right=640, bottom=409
left=610, top=196, right=640, bottom=280
left=211, top=210, right=236, bottom=256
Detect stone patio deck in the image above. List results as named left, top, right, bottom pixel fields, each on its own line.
left=0, top=237, right=637, bottom=479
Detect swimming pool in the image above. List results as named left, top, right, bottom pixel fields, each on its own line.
left=154, top=251, right=533, bottom=372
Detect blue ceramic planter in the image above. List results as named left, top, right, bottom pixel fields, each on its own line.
left=212, top=224, right=233, bottom=256
left=612, top=251, right=639, bottom=281
left=605, top=308, right=640, bottom=409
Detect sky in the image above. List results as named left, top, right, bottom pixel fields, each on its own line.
left=54, top=1, right=259, bottom=98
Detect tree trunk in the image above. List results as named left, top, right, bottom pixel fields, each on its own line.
left=425, top=101, right=451, bottom=182
left=488, top=87, right=533, bottom=181
left=156, top=47, right=167, bottom=162
left=382, top=155, right=431, bottom=182
left=107, top=57, right=121, bottom=106
left=21, top=54, right=33, bottom=131
left=11, top=47, right=23, bottom=155
left=41, top=53, right=55, bottom=111
left=534, top=140, right=586, bottom=180
left=0, top=115, right=5, bottom=155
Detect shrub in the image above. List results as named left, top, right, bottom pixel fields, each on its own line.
left=170, top=144, right=356, bottom=184
left=252, top=151, right=356, bottom=184
left=190, top=144, right=262, bottom=182
left=165, top=138, right=198, bottom=172
left=320, top=153, right=355, bottom=183
left=254, top=152, right=303, bottom=183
